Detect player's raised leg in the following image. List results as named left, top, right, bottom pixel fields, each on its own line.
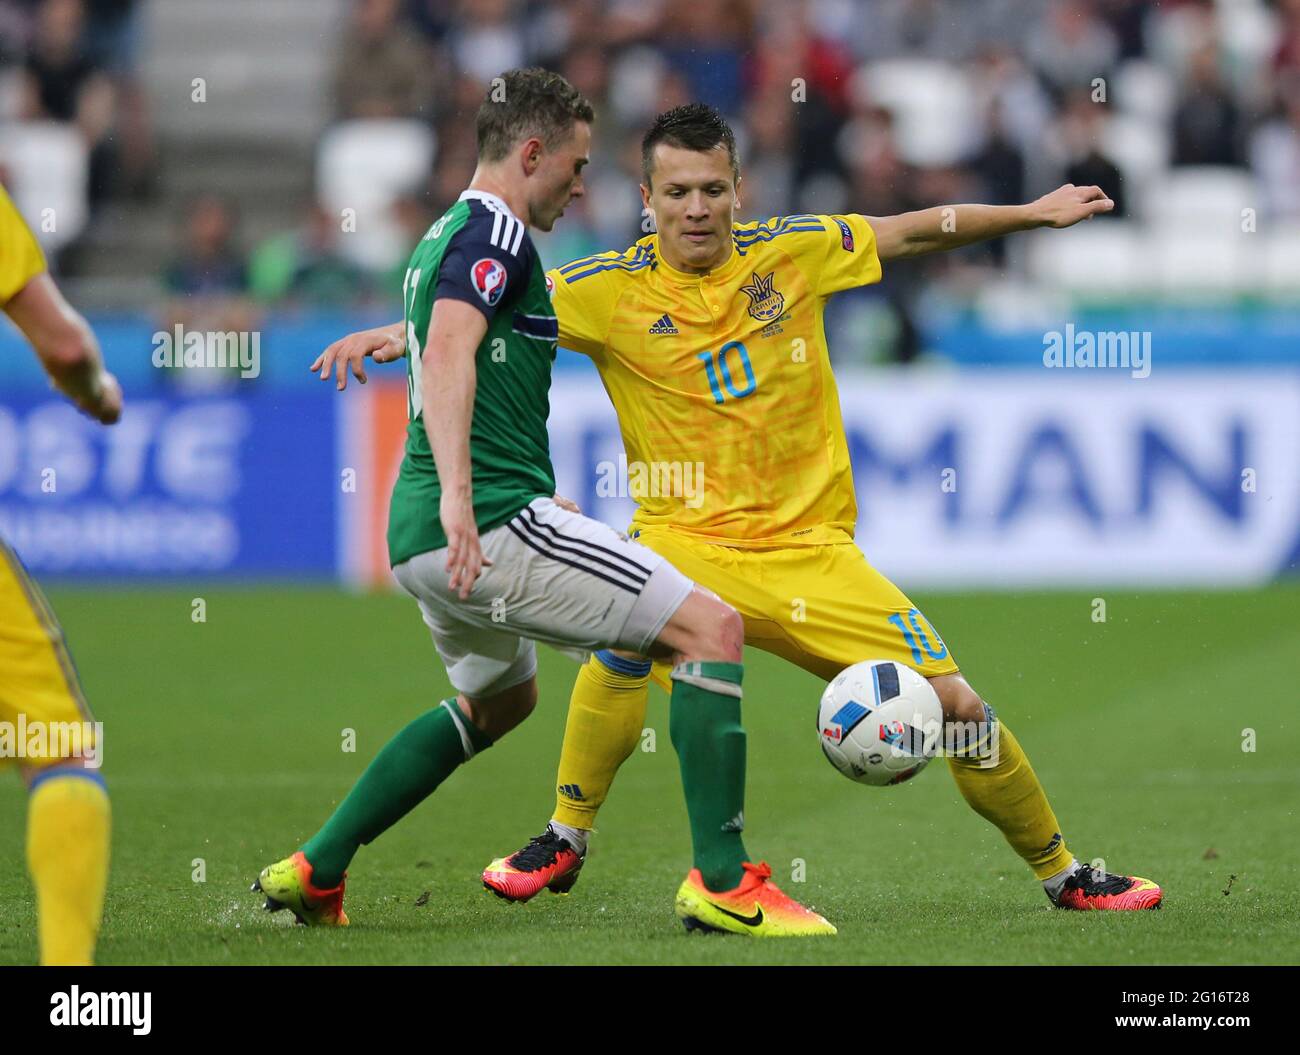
left=738, top=539, right=1162, bottom=911
left=481, top=648, right=650, bottom=901
left=931, top=672, right=1162, bottom=911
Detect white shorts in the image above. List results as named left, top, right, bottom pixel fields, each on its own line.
left=392, top=497, right=694, bottom=697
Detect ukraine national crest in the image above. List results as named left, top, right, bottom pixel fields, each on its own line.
left=740, top=271, right=785, bottom=322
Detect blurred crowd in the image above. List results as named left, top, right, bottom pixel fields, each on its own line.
left=0, top=0, right=153, bottom=202
left=2, top=0, right=1299, bottom=362
left=307, top=0, right=1300, bottom=361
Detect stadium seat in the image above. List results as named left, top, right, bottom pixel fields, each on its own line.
left=1142, top=165, right=1259, bottom=231
left=852, top=60, right=979, bottom=167
left=1152, top=227, right=1260, bottom=296
left=316, top=119, right=437, bottom=271
left=1111, top=60, right=1176, bottom=126
left=1100, top=113, right=1170, bottom=216
left=1260, top=226, right=1300, bottom=293
left=1217, top=0, right=1278, bottom=70
left=0, top=121, right=89, bottom=254
left=1025, top=222, right=1148, bottom=297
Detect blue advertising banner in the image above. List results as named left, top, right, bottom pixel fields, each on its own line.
left=0, top=390, right=338, bottom=578
left=540, top=371, right=1300, bottom=588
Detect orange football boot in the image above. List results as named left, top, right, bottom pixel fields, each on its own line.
left=675, top=861, right=837, bottom=936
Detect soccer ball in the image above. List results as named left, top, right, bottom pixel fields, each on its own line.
left=817, top=660, right=943, bottom=786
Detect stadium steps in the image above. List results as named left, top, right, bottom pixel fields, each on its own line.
left=142, top=0, right=347, bottom=146
left=62, top=0, right=344, bottom=307
left=64, top=138, right=315, bottom=309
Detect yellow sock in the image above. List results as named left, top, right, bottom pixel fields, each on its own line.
left=551, top=651, right=651, bottom=829
left=26, top=770, right=111, bottom=966
left=946, top=714, right=1073, bottom=880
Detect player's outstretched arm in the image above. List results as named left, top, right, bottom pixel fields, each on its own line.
left=311, top=320, right=407, bottom=391
left=422, top=298, right=490, bottom=600
left=4, top=272, right=122, bottom=424
left=867, top=184, right=1115, bottom=262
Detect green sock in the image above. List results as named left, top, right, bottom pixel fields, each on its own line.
left=669, top=661, right=748, bottom=891
left=302, top=700, right=491, bottom=887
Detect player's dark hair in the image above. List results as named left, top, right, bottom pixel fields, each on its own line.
left=641, top=103, right=740, bottom=188
left=476, top=67, right=595, bottom=163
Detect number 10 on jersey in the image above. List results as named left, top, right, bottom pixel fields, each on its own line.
left=697, top=341, right=757, bottom=404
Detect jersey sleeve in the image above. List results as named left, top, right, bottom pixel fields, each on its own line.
left=811, top=213, right=882, bottom=297
left=546, top=259, right=617, bottom=360
left=432, top=212, right=533, bottom=323
left=0, top=186, right=48, bottom=304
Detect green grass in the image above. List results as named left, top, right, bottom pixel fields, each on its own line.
left=2, top=584, right=1297, bottom=965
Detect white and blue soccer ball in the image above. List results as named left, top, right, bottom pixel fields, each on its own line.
left=817, top=659, right=943, bottom=786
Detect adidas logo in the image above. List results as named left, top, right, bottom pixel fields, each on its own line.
left=647, top=313, right=679, bottom=335
left=557, top=783, right=586, bottom=802
left=721, top=810, right=745, bottom=833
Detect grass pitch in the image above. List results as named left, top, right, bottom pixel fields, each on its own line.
left=1, top=584, right=1297, bottom=965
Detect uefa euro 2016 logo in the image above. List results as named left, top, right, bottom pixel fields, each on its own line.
left=472, top=258, right=508, bottom=307
left=740, top=271, right=785, bottom=323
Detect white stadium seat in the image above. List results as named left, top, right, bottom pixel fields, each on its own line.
left=316, top=119, right=437, bottom=272
left=852, top=60, right=979, bottom=167
left=1025, top=221, right=1148, bottom=297
left=1142, top=165, right=1259, bottom=230
left=1100, top=113, right=1170, bottom=216
left=1260, top=226, right=1300, bottom=293
left=1140, top=169, right=1264, bottom=294
left=1152, top=226, right=1261, bottom=296
left=0, top=121, right=89, bottom=254
left=1111, top=60, right=1176, bottom=125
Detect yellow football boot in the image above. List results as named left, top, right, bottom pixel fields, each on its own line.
left=675, top=861, right=836, bottom=937
left=252, top=851, right=349, bottom=926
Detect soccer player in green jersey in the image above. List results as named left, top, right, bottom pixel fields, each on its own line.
left=253, top=69, right=835, bottom=937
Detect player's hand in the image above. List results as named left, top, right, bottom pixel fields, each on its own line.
left=311, top=324, right=407, bottom=391
left=440, top=492, right=491, bottom=600
left=552, top=493, right=581, bottom=514
left=94, top=372, right=123, bottom=424
left=74, top=370, right=122, bottom=425
left=1031, top=184, right=1114, bottom=229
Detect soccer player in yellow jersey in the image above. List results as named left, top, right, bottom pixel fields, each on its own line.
left=319, top=103, right=1162, bottom=924
left=1, top=183, right=122, bottom=963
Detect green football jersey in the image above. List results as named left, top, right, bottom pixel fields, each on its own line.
left=387, top=190, right=559, bottom=566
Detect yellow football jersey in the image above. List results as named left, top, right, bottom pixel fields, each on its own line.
left=0, top=184, right=47, bottom=304
left=549, top=213, right=882, bottom=548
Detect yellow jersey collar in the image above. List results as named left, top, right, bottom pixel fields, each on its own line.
left=652, top=230, right=746, bottom=284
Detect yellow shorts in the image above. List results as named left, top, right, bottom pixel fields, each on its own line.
left=0, top=540, right=97, bottom=768
left=633, top=529, right=960, bottom=686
